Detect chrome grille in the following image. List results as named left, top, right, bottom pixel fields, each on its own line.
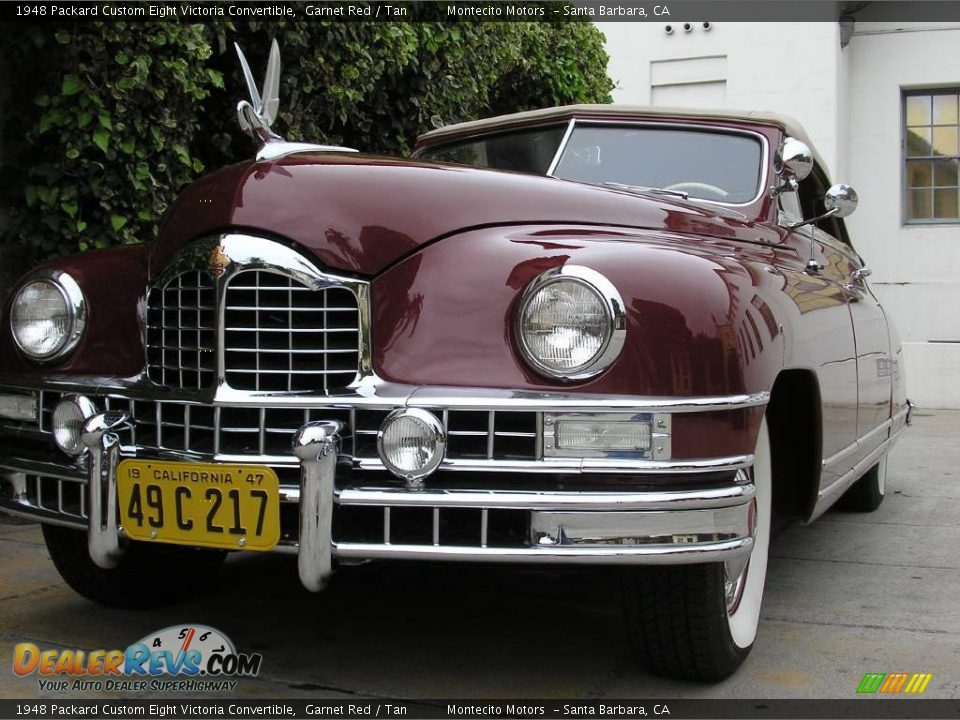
left=41, top=394, right=539, bottom=462
left=223, top=271, right=360, bottom=393
left=27, top=475, right=87, bottom=519
left=145, top=271, right=217, bottom=389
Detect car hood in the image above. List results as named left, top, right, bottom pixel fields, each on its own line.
left=153, top=152, right=778, bottom=278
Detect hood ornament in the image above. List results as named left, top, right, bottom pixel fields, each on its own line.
left=235, top=39, right=283, bottom=148
left=233, top=40, right=360, bottom=162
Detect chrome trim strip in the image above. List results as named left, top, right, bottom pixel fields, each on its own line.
left=811, top=419, right=908, bottom=520
left=0, top=499, right=86, bottom=529
left=337, top=484, right=754, bottom=511
left=545, top=119, right=576, bottom=176
left=0, top=449, right=751, bottom=484
left=355, top=454, right=752, bottom=475
left=822, top=417, right=892, bottom=468
left=404, top=388, right=770, bottom=414
left=332, top=538, right=753, bottom=565
left=530, top=507, right=749, bottom=547
left=0, top=457, right=85, bottom=482
left=256, top=141, right=359, bottom=162
left=0, top=379, right=768, bottom=415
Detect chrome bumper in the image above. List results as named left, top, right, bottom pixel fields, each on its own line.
left=2, top=417, right=757, bottom=592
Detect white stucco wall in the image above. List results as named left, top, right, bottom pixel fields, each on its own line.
left=845, top=23, right=960, bottom=409
left=598, top=20, right=960, bottom=408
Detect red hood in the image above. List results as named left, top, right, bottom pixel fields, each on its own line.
left=153, top=152, right=778, bottom=277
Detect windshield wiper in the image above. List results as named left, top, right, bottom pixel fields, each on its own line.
left=602, top=182, right=689, bottom=200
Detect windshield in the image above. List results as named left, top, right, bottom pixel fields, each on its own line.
left=553, top=125, right=764, bottom=203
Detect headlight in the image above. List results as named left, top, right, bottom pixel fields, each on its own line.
left=10, top=271, right=86, bottom=362
left=516, top=265, right=626, bottom=380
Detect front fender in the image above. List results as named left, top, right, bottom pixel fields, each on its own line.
left=0, top=245, right=149, bottom=377
left=370, top=225, right=785, bottom=457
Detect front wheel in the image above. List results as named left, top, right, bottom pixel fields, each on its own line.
left=42, top=524, right=225, bottom=609
left=622, top=416, right=772, bottom=681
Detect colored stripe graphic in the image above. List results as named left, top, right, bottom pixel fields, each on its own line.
left=858, top=672, right=932, bottom=694
left=880, top=672, right=909, bottom=693
left=857, top=673, right=886, bottom=693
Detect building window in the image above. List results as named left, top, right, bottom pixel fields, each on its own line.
left=904, top=88, right=959, bottom=223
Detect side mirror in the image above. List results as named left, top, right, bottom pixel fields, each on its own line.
left=824, top=183, right=858, bottom=218
left=777, top=137, right=814, bottom=183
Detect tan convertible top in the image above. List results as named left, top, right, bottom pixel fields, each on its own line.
left=417, top=103, right=825, bottom=172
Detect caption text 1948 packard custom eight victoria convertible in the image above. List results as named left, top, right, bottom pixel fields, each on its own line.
left=0, top=43, right=910, bottom=680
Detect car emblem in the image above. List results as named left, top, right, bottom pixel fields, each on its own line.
left=209, top=246, right=230, bottom=278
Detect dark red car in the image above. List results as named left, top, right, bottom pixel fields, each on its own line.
left=0, top=47, right=910, bottom=681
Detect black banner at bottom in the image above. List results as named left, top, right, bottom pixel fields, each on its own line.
left=2, top=699, right=960, bottom=720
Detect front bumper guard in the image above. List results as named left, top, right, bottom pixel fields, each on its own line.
left=14, top=418, right=757, bottom=591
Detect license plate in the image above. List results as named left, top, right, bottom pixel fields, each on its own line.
left=117, top=460, right=281, bottom=551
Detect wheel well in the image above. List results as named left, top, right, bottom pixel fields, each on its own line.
left=765, top=370, right=822, bottom=526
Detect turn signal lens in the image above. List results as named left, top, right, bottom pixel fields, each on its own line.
left=556, top=420, right=652, bottom=452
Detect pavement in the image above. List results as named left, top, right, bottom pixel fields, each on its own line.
left=0, top=410, right=958, bottom=701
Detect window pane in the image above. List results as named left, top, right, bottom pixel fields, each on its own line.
left=906, top=127, right=932, bottom=156
left=907, top=160, right=933, bottom=187
left=418, top=125, right=567, bottom=174
left=932, top=126, right=959, bottom=156
left=933, top=159, right=959, bottom=187
left=934, top=188, right=959, bottom=218
left=933, top=94, right=959, bottom=125
left=906, top=94, right=932, bottom=126
left=907, top=189, right=932, bottom=219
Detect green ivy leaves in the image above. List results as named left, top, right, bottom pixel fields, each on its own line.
left=3, top=20, right=612, bottom=262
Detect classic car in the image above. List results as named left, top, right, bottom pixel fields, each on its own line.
left=0, top=43, right=910, bottom=681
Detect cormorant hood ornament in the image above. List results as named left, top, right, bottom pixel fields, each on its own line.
left=233, top=40, right=359, bottom=162
left=235, top=39, right=283, bottom=147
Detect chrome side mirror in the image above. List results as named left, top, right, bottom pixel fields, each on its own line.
left=824, top=183, right=858, bottom=218
left=776, top=137, right=814, bottom=183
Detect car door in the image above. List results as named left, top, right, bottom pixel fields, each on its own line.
left=800, top=167, right=892, bottom=476
left=777, top=179, right=860, bottom=491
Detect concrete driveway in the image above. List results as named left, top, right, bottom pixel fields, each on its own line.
left=1, top=411, right=958, bottom=700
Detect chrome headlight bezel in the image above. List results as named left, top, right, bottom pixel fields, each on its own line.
left=9, top=270, right=87, bottom=363
left=515, top=265, right=627, bottom=381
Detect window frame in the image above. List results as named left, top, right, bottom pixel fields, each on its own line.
left=902, top=86, right=960, bottom=226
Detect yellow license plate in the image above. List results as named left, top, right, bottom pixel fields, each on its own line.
left=117, top=460, right=280, bottom=551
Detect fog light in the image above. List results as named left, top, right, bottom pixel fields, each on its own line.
left=53, top=396, right=98, bottom=456
left=556, top=420, right=652, bottom=452
left=377, top=408, right=446, bottom=483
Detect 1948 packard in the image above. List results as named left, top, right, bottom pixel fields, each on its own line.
left=0, top=43, right=910, bottom=680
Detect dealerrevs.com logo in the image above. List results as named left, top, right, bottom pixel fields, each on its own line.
left=13, top=624, right=262, bottom=693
